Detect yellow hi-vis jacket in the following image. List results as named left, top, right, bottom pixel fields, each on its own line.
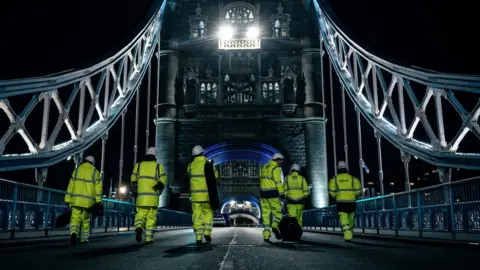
left=259, top=160, right=284, bottom=198
left=65, top=162, right=102, bottom=208
left=328, top=173, right=362, bottom=203
left=131, top=160, right=166, bottom=207
left=187, top=156, right=219, bottom=202
left=284, top=171, right=309, bottom=204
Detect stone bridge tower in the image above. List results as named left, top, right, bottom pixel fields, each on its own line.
left=156, top=0, right=327, bottom=211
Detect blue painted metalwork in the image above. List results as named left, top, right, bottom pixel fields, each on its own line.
left=0, top=0, right=168, bottom=171
left=313, top=0, right=480, bottom=169
left=303, top=176, right=480, bottom=241
left=203, top=140, right=280, bottom=165
left=0, top=178, right=191, bottom=240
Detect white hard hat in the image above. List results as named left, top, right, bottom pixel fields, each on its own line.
left=338, top=160, right=347, bottom=170
left=85, top=156, right=95, bottom=165
left=290, top=164, right=301, bottom=172
left=272, top=153, right=284, bottom=160
left=146, top=147, right=156, bottom=156
left=192, top=145, right=204, bottom=156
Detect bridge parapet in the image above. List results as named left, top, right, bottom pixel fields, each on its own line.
left=304, top=176, right=480, bottom=242
left=0, top=178, right=191, bottom=241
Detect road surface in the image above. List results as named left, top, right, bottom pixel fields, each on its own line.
left=0, top=227, right=472, bottom=270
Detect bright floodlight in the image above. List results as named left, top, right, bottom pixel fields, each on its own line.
left=246, top=26, right=260, bottom=39
left=218, top=25, right=234, bottom=39
left=229, top=200, right=235, bottom=205
left=119, top=186, right=127, bottom=194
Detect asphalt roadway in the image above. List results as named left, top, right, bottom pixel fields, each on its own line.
left=0, top=227, right=473, bottom=270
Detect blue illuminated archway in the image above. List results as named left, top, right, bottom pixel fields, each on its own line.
left=205, top=139, right=281, bottom=219
left=203, top=139, right=280, bottom=166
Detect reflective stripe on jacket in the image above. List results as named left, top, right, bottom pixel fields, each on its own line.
left=284, top=171, right=309, bottom=203
left=328, top=173, right=362, bottom=203
left=259, top=160, right=284, bottom=198
left=65, top=162, right=102, bottom=208
left=131, top=161, right=166, bottom=207
left=188, top=156, right=219, bottom=202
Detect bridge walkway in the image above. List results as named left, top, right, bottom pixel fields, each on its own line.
left=1, top=227, right=472, bottom=270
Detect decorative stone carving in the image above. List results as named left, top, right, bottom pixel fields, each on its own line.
left=271, top=2, right=292, bottom=38
left=189, top=3, right=208, bottom=39
left=205, top=65, right=212, bottom=79
left=267, top=66, right=274, bottom=78
left=219, top=39, right=261, bottom=50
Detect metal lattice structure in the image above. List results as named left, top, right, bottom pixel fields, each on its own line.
left=0, top=0, right=479, bottom=175
left=313, top=0, right=480, bottom=169
left=0, top=0, right=167, bottom=171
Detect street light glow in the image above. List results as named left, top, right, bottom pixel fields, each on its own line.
left=246, top=26, right=260, bottom=38
left=119, top=186, right=127, bottom=194
left=218, top=25, right=234, bottom=39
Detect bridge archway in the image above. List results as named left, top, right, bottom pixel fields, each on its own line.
left=203, top=139, right=279, bottom=223
left=203, top=139, right=280, bottom=166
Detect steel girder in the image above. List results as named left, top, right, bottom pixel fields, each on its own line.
left=313, top=0, right=480, bottom=170
left=0, top=0, right=167, bottom=171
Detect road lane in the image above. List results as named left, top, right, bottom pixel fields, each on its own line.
left=1, top=227, right=473, bottom=270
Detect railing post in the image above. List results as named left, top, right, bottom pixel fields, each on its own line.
left=11, top=184, right=19, bottom=239
left=392, top=194, right=398, bottom=236
left=417, top=191, right=423, bottom=237
left=361, top=202, right=365, bottom=234
left=449, top=185, right=456, bottom=240
left=117, top=203, right=120, bottom=232
left=45, top=191, right=51, bottom=237
left=374, top=198, right=379, bottom=235
left=104, top=202, right=108, bottom=233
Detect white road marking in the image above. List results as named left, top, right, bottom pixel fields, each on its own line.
left=219, top=230, right=237, bottom=270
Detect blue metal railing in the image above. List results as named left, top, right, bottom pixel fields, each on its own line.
left=0, top=178, right=192, bottom=240
left=304, top=176, right=480, bottom=241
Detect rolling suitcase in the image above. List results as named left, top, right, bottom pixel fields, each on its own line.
left=279, top=205, right=303, bottom=242
left=55, top=209, right=72, bottom=228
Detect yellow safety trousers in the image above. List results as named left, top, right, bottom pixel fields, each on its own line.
left=192, top=202, right=213, bottom=240
left=134, top=206, right=158, bottom=242
left=339, top=212, right=355, bottom=240
left=260, top=197, right=282, bottom=239
left=70, top=206, right=90, bottom=242
left=286, top=204, right=305, bottom=227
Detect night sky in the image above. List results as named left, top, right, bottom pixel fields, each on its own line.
left=0, top=0, right=478, bottom=196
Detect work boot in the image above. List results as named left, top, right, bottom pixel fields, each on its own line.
left=70, top=233, right=77, bottom=245
left=204, top=235, right=212, bottom=242
left=145, top=240, right=154, bottom=245
left=196, top=239, right=203, bottom=245
left=135, top=228, right=143, bottom=243
left=272, top=228, right=282, bottom=240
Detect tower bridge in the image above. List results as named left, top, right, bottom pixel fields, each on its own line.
left=0, top=0, right=479, bottom=268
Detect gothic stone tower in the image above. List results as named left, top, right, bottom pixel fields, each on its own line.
left=156, top=0, right=327, bottom=211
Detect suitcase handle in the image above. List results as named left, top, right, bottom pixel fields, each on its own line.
left=281, top=200, right=288, bottom=217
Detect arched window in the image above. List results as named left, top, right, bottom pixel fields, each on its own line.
left=223, top=3, right=257, bottom=38
left=274, top=20, right=281, bottom=37
left=199, top=82, right=217, bottom=104
left=200, top=83, right=206, bottom=104
left=262, top=81, right=280, bottom=104
left=274, top=82, right=280, bottom=103
left=199, top=21, right=205, bottom=38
